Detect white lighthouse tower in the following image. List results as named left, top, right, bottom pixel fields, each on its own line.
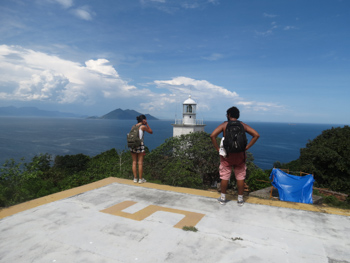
left=172, top=95, right=205, bottom=137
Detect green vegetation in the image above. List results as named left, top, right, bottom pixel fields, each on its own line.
left=1, top=127, right=350, bottom=209
left=300, top=126, right=350, bottom=193
left=0, top=132, right=260, bottom=207
left=182, top=226, right=198, bottom=232
left=276, top=126, right=350, bottom=194
left=245, top=168, right=271, bottom=192
left=144, top=132, right=220, bottom=188
left=274, top=125, right=350, bottom=208
left=0, top=149, right=133, bottom=207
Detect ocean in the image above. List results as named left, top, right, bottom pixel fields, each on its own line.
left=0, top=117, right=344, bottom=170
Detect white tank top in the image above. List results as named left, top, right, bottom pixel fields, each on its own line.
left=138, top=126, right=144, bottom=141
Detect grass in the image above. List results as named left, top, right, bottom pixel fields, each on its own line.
left=182, top=226, right=198, bottom=232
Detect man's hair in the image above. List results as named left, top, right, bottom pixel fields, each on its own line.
left=226, top=107, right=240, bottom=119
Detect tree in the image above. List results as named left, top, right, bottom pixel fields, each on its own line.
left=0, top=154, right=53, bottom=207
left=144, top=132, right=261, bottom=189
left=299, top=126, right=350, bottom=193
left=144, top=132, right=220, bottom=188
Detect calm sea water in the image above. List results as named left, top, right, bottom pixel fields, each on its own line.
left=0, top=117, right=344, bottom=170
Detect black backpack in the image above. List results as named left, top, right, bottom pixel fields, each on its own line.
left=223, top=121, right=247, bottom=153
left=127, top=124, right=142, bottom=148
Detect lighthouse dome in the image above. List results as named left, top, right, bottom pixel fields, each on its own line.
left=183, top=95, right=196, bottom=105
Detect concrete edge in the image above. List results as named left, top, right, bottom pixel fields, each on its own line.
left=1, top=177, right=349, bottom=219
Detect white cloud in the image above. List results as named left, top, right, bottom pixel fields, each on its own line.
left=140, top=0, right=218, bottom=12
left=263, top=13, right=278, bottom=18
left=154, top=76, right=238, bottom=100
left=43, top=1, right=94, bottom=20
left=85, top=59, right=119, bottom=76
left=72, top=6, right=94, bottom=21
left=284, top=26, right=297, bottom=30
left=0, top=45, right=282, bottom=117
left=140, top=94, right=176, bottom=111
left=150, top=76, right=283, bottom=114
left=237, top=101, right=283, bottom=112
left=181, top=3, right=200, bottom=9
left=140, top=0, right=166, bottom=4
left=16, top=70, right=69, bottom=101
left=0, top=45, right=149, bottom=104
left=256, top=22, right=278, bottom=37
left=46, top=0, right=74, bottom=9
left=202, top=53, right=223, bottom=61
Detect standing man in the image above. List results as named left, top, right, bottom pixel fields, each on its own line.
left=210, top=106, right=260, bottom=206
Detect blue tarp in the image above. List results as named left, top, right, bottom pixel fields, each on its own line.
left=269, top=168, right=315, bottom=204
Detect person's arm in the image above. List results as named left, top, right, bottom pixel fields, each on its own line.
left=210, top=123, right=225, bottom=152
left=141, top=120, right=153, bottom=134
left=242, top=122, right=260, bottom=150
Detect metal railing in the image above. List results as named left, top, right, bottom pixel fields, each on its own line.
left=174, top=119, right=204, bottom=125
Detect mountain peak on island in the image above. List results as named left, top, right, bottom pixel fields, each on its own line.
left=90, top=108, right=158, bottom=120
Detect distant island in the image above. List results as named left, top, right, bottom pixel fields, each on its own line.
left=87, top=108, right=158, bottom=120
left=0, top=106, right=84, bottom=118
left=0, top=106, right=158, bottom=120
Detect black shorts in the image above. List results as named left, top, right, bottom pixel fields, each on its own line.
left=130, top=142, right=145, bottom=153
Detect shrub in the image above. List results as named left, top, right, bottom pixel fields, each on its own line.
left=245, top=169, right=271, bottom=192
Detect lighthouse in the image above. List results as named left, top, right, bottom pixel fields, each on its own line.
left=172, top=95, right=206, bottom=137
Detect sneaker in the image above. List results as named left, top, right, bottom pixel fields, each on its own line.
left=237, top=197, right=244, bottom=207
left=217, top=197, right=226, bottom=205
left=139, top=178, right=146, bottom=184
left=133, top=178, right=138, bottom=183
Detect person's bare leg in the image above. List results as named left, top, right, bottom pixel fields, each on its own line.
left=138, top=153, right=144, bottom=179
left=131, top=153, right=138, bottom=179
left=237, top=180, right=244, bottom=195
left=220, top=180, right=229, bottom=194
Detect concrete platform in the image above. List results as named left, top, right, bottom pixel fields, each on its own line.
left=249, top=186, right=324, bottom=204
left=1, top=177, right=349, bottom=263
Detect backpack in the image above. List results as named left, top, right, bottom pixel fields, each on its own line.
left=127, top=124, right=142, bottom=148
left=223, top=121, right=247, bottom=153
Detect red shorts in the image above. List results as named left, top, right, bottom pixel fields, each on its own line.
left=219, top=152, right=246, bottom=181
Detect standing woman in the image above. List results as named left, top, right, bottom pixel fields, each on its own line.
left=130, top=114, right=153, bottom=183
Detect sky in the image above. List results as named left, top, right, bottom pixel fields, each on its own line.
left=0, top=0, right=349, bottom=124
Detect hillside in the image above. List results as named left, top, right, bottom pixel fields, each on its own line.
left=91, top=108, right=158, bottom=120
left=0, top=106, right=82, bottom=118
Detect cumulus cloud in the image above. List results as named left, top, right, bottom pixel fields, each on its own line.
left=140, top=94, right=177, bottom=111
left=85, top=59, right=119, bottom=76
left=0, top=45, right=149, bottom=104
left=16, top=70, right=69, bottom=101
left=150, top=76, right=282, bottom=113
left=0, top=45, right=281, bottom=117
left=151, top=76, right=239, bottom=111
left=154, top=76, right=239, bottom=99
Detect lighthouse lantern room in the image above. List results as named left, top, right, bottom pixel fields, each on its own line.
left=172, top=95, right=205, bottom=137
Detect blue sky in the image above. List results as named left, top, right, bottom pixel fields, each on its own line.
left=0, top=0, right=349, bottom=124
